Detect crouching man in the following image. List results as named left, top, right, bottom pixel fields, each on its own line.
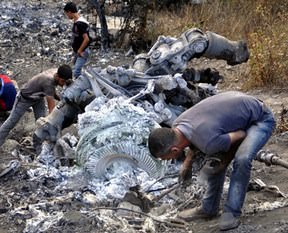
left=0, top=65, right=72, bottom=147
left=148, top=91, right=275, bottom=231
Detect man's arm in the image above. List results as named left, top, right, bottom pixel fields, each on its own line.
left=46, top=96, right=55, bottom=113
left=77, top=33, right=90, bottom=56
left=206, top=130, right=246, bottom=173
left=183, top=148, right=194, bottom=167
left=205, top=130, right=246, bottom=155
left=228, top=130, right=246, bottom=145
left=179, top=148, right=195, bottom=182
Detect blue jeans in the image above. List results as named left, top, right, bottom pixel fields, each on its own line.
left=202, top=107, right=275, bottom=217
left=73, top=48, right=90, bottom=78
left=0, top=95, right=46, bottom=146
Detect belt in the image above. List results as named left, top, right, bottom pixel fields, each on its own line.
left=257, top=98, right=269, bottom=113
left=20, top=92, right=34, bottom=100
left=261, top=102, right=270, bottom=113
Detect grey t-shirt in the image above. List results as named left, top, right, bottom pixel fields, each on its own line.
left=172, top=91, right=264, bottom=155
left=21, top=69, right=57, bottom=100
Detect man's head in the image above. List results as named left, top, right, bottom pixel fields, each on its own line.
left=56, top=64, right=72, bottom=86
left=64, top=2, right=78, bottom=19
left=148, top=127, right=183, bottom=160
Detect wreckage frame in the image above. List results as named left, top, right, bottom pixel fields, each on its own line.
left=35, top=27, right=250, bottom=178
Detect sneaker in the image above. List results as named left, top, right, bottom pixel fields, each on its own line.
left=177, top=206, right=217, bottom=222
left=219, top=212, right=240, bottom=231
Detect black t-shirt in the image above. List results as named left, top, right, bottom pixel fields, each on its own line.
left=72, top=16, right=91, bottom=52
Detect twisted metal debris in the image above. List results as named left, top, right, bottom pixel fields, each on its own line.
left=2, top=1, right=288, bottom=233
left=36, top=28, right=243, bottom=180
left=77, top=97, right=168, bottom=178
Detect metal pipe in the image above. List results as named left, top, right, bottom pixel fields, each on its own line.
left=271, top=157, right=288, bottom=169
left=256, top=150, right=288, bottom=169
left=152, top=183, right=180, bottom=202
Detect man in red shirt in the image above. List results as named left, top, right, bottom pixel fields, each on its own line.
left=0, top=74, right=17, bottom=112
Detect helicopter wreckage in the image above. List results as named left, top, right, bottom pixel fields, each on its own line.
left=35, top=27, right=250, bottom=175
left=3, top=28, right=288, bottom=232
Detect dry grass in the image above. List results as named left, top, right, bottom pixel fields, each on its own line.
left=146, top=0, right=288, bottom=89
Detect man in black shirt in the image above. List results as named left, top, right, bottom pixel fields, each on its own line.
left=64, top=2, right=91, bottom=78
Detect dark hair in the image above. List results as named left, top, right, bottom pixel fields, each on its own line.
left=57, top=64, right=72, bottom=80
left=148, top=127, right=176, bottom=158
left=64, top=2, right=78, bottom=13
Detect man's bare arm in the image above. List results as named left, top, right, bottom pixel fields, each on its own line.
left=46, top=96, right=55, bottom=113
left=179, top=148, right=194, bottom=182
left=228, top=130, right=246, bottom=145
left=183, top=148, right=194, bottom=167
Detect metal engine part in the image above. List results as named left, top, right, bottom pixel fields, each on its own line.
left=76, top=97, right=168, bottom=179
left=256, top=150, right=288, bottom=169
left=37, top=28, right=247, bottom=144
left=35, top=101, right=79, bottom=142
left=143, top=28, right=208, bottom=75
left=133, top=28, right=249, bottom=76
left=34, top=28, right=250, bottom=180
left=204, top=31, right=250, bottom=65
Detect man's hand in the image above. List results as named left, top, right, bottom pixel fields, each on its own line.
left=178, top=148, right=194, bottom=183
left=179, top=165, right=192, bottom=183
left=77, top=50, right=84, bottom=57
left=46, top=96, right=56, bottom=113
left=77, top=33, right=89, bottom=58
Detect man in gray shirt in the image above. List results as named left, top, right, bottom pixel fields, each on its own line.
left=0, top=64, right=72, bottom=147
left=148, top=91, right=275, bottom=231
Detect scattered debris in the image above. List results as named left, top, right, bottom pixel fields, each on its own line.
left=1, top=1, right=288, bottom=233
left=0, top=160, right=20, bottom=178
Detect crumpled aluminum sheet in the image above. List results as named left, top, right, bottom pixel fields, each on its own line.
left=26, top=158, right=81, bottom=183
left=88, top=164, right=154, bottom=200
left=245, top=199, right=288, bottom=214
left=23, top=205, right=63, bottom=233
left=12, top=144, right=288, bottom=233
left=36, top=142, right=56, bottom=166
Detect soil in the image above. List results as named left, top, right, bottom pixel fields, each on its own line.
left=1, top=1, right=288, bottom=233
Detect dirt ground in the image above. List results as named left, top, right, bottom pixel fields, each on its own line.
left=1, top=1, right=288, bottom=233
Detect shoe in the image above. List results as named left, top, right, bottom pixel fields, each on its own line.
left=177, top=206, right=217, bottom=222
left=219, top=212, right=240, bottom=231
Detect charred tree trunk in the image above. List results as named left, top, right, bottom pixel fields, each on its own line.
left=89, top=0, right=110, bottom=52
